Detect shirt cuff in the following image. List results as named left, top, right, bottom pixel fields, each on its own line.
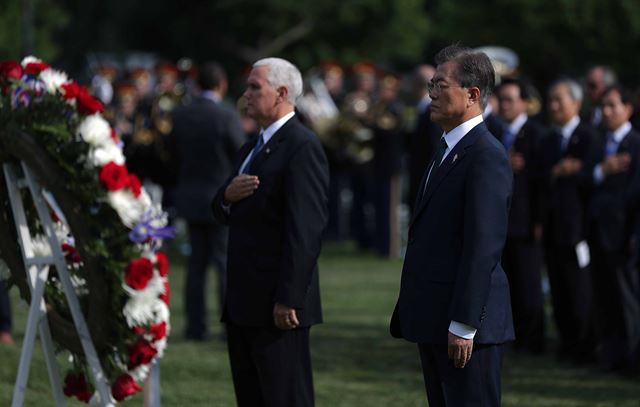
left=449, top=321, right=477, bottom=339
left=593, top=164, right=605, bottom=185
left=221, top=201, right=231, bottom=214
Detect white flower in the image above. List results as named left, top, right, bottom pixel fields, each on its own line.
left=21, top=56, right=42, bottom=67
left=76, top=114, right=112, bottom=147
left=129, top=364, right=150, bottom=384
left=89, top=143, right=125, bottom=167
left=153, top=337, right=168, bottom=357
left=39, top=68, right=69, bottom=94
left=108, top=189, right=152, bottom=228
left=32, top=235, right=52, bottom=257
left=122, top=295, right=168, bottom=327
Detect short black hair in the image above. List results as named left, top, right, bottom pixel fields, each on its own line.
left=602, top=84, right=633, bottom=105
left=434, top=44, right=495, bottom=108
left=499, top=78, right=529, bottom=100
left=198, top=62, right=226, bottom=91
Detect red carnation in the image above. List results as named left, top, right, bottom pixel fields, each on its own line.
left=125, top=257, right=154, bottom=290
left=24, top=61, right=50, bottom=75
left=76, top=87, right=104, bottom=115
left=63, top=372, right=93, bottom=403
left=61, top=243, right=82, bottom=263
left=111, top=374, right=142, bottom=402
left=128, top=338, right=158, bottom=369
left=155, top=251, right=169, bottom=277
left=61, top=81, right=81, bottom=100
left=128, top=174, right=142, bottom=198
left=99, top=161, right=129, bottom=191
left=160, top=280, right=170, bottom=305
left=150, top=321, right=167, bottom=341
left=0, top=60, right=23, bottom=81
left=133, top=326, right=146, bottom=335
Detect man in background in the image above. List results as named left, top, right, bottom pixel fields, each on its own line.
left=169, top=62, right=245, bottom=341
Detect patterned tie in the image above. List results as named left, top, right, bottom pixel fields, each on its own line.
left=241, top=131, right=264, bottom=174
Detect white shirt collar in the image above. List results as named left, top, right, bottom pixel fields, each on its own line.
left=201, top=90, right=222, bottom=103
left=261, top=111, right=296, bottom=144
left=559, top=115, right=580, bottom=140
left=508, top=113, right=528, bottom=136
left=442, top=114, right=484, bottom=157
left=610, top=121, right=632, bottom=143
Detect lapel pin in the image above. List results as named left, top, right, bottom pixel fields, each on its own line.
left=266, top=147, right=271, bottom=154
left=452, top=153, right=458, bottom=163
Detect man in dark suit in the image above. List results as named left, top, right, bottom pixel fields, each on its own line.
left=584, top=85, right=640, bottom=371
left=390, top=45, right=514, bottom=406
left=213, top=57, right=329, bottom=407
left=169, top=62, right=245, bottom=340
left=539, top=78, right=596, bottom=363
left=497, top=78, right=547, bottom=354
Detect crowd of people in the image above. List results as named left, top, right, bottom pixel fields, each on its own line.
left=1, top=51, right=639, bottom=386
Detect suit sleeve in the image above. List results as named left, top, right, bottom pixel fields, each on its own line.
left=276, top=139, right=329, bottom=308
left=449, top=144, right=512, bottom=329
left=212, top=175, right=234, bottom=224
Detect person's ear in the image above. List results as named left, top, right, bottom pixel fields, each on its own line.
left=467, top=87, right=481, bottom=107
left=277, top=86, right=289, bottom=104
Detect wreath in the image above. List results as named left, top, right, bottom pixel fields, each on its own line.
left=0, top=57, right=174, bottom=403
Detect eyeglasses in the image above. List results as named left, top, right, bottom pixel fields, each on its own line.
left=427, top=81, right=464, bottom=96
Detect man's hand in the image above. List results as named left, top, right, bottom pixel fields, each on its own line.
left=448, top=332, right=473, bottom=369
left=508, top=150, right=526, bottom=174
left=273, top=303, right=300, bottom=330
left=602, top=153, right=631, bottom=176
left=224, top=175, right=259, bottom=203
left=552, top=157, right=583, bottom=178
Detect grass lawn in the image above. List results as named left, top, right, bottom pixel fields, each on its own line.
left=0, top=242, right=638, bottom=406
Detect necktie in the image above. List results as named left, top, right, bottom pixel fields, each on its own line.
left=502, top=128, right=516, bottom=150
left=422, top=137, right=448, bottom=197
left=605, top=132, right=618, bottom=157
left=241, top=132, right=264, bottom=174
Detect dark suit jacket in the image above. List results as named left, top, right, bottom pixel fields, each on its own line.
left=408, top=105, right=442, bottom=210
left=502, top=119, right=546, bottom=239
left=391, top=121, right=515, bottom=345
left=213, top=116, right=329, bottom=327
left=169, top=96, right=245, bottom=223
left=585, top=128, right=640, bottom=250
left=539, top=121, right=596, bottom=246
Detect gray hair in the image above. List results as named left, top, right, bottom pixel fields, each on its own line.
left=434, top=44, right=495, bottom=109
left=253, top=57, right=303, bottom=106
left=551, top=78, right=583, bottom=103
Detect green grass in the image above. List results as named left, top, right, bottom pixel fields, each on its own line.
left=1, top=242, right=639, bottom=406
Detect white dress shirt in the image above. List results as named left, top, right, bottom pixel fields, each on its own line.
left=558, top=115, right=581, bottom=152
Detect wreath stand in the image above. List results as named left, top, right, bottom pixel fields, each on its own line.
left=4, top=162, right=160, bottom=407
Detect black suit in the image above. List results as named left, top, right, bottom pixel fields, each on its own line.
left=213, top=115, right=329, bottom=406
left=0, top=280, right=10, bottom=334
left=585, top=127, right=640, bottom=370
left=169, top=96, right=245, bottom=339
left=539, top=120, right=596, bottom=361
left=499, top=118, right=547, bottom=353
left=408, top=105, right=442, bottom=213
left=391, top=121, right=514, bottom=406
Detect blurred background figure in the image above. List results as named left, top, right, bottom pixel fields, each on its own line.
left=584, top=65, right=618, bottom=129
left=497, top=78, right=547, bottom=354
left=0, top=279, right=12, bottom=344
left=167, top=62, right=246, bottom=341
left=370, top=73, right=404, bottom=257
left=585, top=84, right=640, bottom=373
left=539, top=78, right=596, bottom=364
left=407, top=64, right=441, bottom=215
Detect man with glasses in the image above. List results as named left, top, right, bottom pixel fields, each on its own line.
left=390, top=44, right=514, bottom=406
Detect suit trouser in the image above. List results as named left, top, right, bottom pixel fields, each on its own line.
left=227, top=322, right=314, bottom=407
left=0, top=280, right=11, bottom=333
left=184, top=221, right=227, bottom=339
left=418, top=343, right=503, bottom=407
left=590, top=237, right=635, bottom=369
left=544, top=242, right=594, bottom=359
left=502, top=237, right=545, bottom=352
